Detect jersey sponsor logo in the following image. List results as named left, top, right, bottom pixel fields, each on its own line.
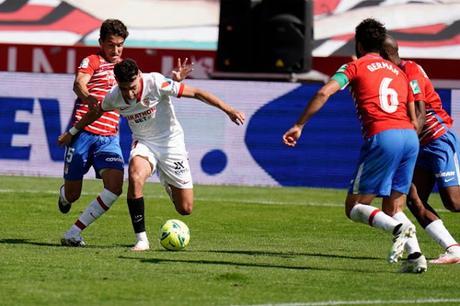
left=79, top=57, right=90, bottom=69
left=105, top=156, right=123, bottom=163
left=173, top=161, right=189, bottom=175
left=126, top=106, right=157, bottom=123
left=174, top=161, right=185, bottom=170
left=367, top=62, right=399, bottom=75
left=435, top=171, right=455, bottom=178
left=444, top=177, right=456, bottom=183
left=410, top=80, right=421, bottom=95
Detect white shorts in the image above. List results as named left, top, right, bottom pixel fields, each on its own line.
left=130, top=140, right=193, bottom=189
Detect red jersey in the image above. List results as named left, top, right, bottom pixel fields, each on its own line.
left=73, top=53, right=120, bottom=136
left=340, top=53, right=415, bottom=138
left=400, top=60, right=452, bottom=145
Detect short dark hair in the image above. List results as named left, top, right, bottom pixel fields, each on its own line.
left=114, top=58, right=139, bottom=83
left=355, top=18, right=386, bottom=53
left=100, top=19, right=129, bottom=41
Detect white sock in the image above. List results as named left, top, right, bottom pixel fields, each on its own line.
left=350, top=204, right=399, bottom=232
left=75, top=189, right=118, bottom=231
left=425, top=219, right=458, bottom=250
left=448, top=245, right=460, bottom=254
left=136, top=231, right=148, bottom=243
left=392, top=211, right=421, bottom=255
left=65, top=224, right=82, bottom=238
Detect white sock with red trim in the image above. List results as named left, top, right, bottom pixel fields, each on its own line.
left=69, top=189, right=118, bottom=235
left=350, top=203, right=399, bottom=232
left=392, top=211, right=421, bottom=255
left=425, top=219, right=459, bottom=250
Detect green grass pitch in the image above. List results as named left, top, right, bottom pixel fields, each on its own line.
left=1, top=176, right=460, bottom=306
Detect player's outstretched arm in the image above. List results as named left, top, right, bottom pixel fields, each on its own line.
left=181, top=85, right=245, bottom=126
left=171, top=58, right=193, bottom=82
left=57, top=105, right=103, bottom=146
left=282, top=79, right=340, bottom=147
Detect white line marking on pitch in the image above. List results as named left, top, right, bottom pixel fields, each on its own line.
left=238, top=298, right=460, bottom=306
left=0, top=188, right=451, bottom=212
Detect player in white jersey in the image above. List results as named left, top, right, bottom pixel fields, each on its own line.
left=61, top=58, right=245, bottom=251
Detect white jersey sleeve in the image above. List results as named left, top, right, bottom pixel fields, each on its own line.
left=151, top=72, right=185, bottom=98
left=101, top=87, right=119, bottom=111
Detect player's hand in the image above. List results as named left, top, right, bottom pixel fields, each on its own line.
left=283, top=125, right=303, bottom=147
left=172, top=58, right=193, bottom=82
left=227, top=108, right=245, bottom=126
left=57, top=132, right=73, bottom=147
left=87, top=95, right=99, bottom=111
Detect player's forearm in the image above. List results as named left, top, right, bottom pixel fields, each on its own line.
left=73, top=81, right=91, bottom=101
left=415, top=100, right=426, bottom=133
left=195, top=89, right=233, bottom=115
left=295, top=92, right=329, bottom=127
left=74, top=109, right=103, bottom=130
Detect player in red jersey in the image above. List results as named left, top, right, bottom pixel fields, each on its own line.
left=283, top=18, right=427, bottom=272
left=57, top=19, right=129, bottom=247
left=382, top=35, right=460, bottom=264
left=58, top=19, right=192, bottom=248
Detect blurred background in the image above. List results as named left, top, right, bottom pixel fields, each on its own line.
left=1, top=0, right=459, bottom=58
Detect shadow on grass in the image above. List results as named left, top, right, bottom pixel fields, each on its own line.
left=0, top=238, right=58, bottom=247
left=119, top=254, right=393, bottom=274
left=200, top=249, right=380, bottom=261
left=0, top=238, right=130, bottom=249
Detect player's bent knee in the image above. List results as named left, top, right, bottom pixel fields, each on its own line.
left=442, top=194, right=460, bottom=212
left=176, top=201, right=193, bottom=215
left=128, top=172, right=144, bottom=189
left=110, top=186, right=123, bottom=197
left=445, top=202, right=460, bottom=212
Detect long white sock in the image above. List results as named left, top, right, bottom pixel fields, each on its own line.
left=350, top=204, right=399, bottom=232
left=425, top=219, right=459, bottom=250
left=392, top=211, right=421, bottom=255
left=72, top=189, right=118, bottom=233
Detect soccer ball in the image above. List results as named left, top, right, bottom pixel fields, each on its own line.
left=159, top=219, right=190, bottom=251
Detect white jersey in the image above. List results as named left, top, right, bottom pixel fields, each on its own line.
left=102, top=72, right=185, bottom=149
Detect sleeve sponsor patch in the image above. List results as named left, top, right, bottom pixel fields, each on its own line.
left=158, top=76, right=181, bottom=97
left=410, top=80, right=421, bottom=95
left=79, top=57, right=90, bottom=69
left=161, top=79, right=173, bottom=90
left=336, top=64, right=348, bottom=74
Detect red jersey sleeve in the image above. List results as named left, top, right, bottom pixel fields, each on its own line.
left=407, top=81, right=415, bottom=103
left=403, top=61, right=426, bottom=102
left=342, top=61, right=358, bottom=83
left=77, top=54, right=101, bottom=76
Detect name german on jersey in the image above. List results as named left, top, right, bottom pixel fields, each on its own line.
left=367, top=62, right=399, bottom=75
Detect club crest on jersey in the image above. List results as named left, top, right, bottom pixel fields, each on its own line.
left=141, top=97, right=151, bottom=107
